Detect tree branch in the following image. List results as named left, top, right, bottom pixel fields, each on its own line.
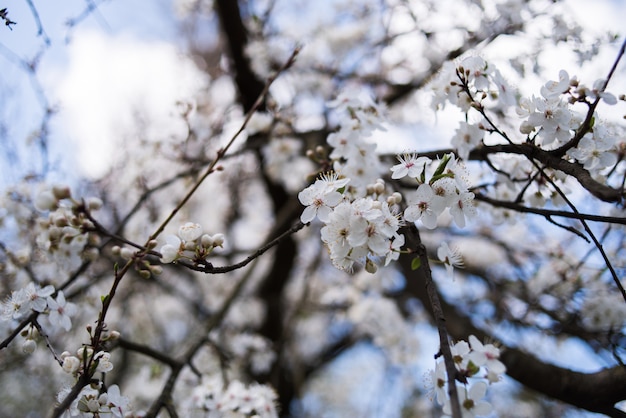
left=470, top=144, right=624, bottom=203
left=398, top=251, right=626, bottom=417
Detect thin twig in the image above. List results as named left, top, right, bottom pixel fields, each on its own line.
left=31, top=319, right=63, bottom=366
left=24, top=0, right=50, bottom=44
left=176, top=221, right=306, bottom=274
left=147, top=46, right=301, bottom=245
left=474, top=194, right=626, bottom=225
left=553, top=37, right=626, bottom=156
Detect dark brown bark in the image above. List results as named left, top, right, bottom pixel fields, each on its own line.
left=213, top=2, right=299, bottom=413
left=213, top=0, right=265, bottom=113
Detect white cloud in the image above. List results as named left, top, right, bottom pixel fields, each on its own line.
left=51, top=30, right=208, bottom=178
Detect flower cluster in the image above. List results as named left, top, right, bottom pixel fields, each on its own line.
left=61, top=347, right=115, bottom=376
left=518, top=69, right=620, bottom=159
left=432, top=56, right=516, bottom=160
left=518, top=70, right=580, bottom=147
left=299, top=91, right=478, bottom=274
left=394, top=153, right=477, bottom=229
left=1, top=283, right=78, bottom=336
left=57, top=383, right=132, bottom=418
left=580, top=284, right=626, bottom=331
left=297, top=92, right=409, bottom=272
left=299, top=172, right=404, bottom=272
left=566, top=123, right=618, bottom=174
left=1, top=282, right=55, bottom=321
left=189, top=377, right=279, bottom=418
left=326, top=89, right=386, bottom=193
left=35, top=185, right=102, bottom=265
left=427, top=335, right=506, bottom=418
left=159, top=222, right=225, bottom=265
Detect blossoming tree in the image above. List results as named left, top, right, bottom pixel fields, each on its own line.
left=1, top=0, right=625, bottom=417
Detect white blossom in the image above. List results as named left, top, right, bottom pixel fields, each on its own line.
left=390, top=153, right=431, bottom=179
left=46, top=291, right=77, bottom=332
left=404, top=184, right=446, bottom=229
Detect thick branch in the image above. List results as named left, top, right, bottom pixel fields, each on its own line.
left=213, top=0, right=265, bottom=113
left=403, top=225, right=462, bottom=418
left=470, top=144, right=624, bottom=203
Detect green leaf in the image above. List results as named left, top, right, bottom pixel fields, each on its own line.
left=466, top=360, right=480, bottom=376
left=429, top=172, right=454, bottom=184
left=432, top=154, right=451, bottom=177
left=411, top=257, right=421, bottom=270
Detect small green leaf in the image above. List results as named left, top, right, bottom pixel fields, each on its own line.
left=466, top=360, right=480, bottom=377
left=429, top=172, right=454, bottom=184
left=411, top=257, right=422, bottom=270
left=101, top=294, right=109, bottom=305
left=433, top=154, right=451, bottom=177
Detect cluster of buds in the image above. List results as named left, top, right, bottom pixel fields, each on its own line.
left=61, top=347, right=115, bottom=376
left=111, top=243, right=163, bottom=279
left=159, top=222, right=225, bottom=265
left=35, top=185, right=102, bottom=261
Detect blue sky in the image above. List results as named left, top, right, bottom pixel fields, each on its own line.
left=2, top=0, right=625, bottom=183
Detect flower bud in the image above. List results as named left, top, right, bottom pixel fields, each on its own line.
left=62, top=356, right=81, bottom=374
left=35, top=191, right=58, bottom=211
left=160, top=244, right=179, bottom=263
left=365, top=258, right=378, bottom=274
left=52, top=185, right=71, bottom=200
left=86, top=398, right=100, bottom=412
left=374, top=181, right=385, bottom=195
left=120, top=247, right=134, bottom=260
left=211, top=233, right=225, bottom=247
left=200, top=234, right=214, bottom=248
left=77, top=346, right=93, bottom=360
left=86, top=197, right=103, bottom=211
left=48, top=226, right=62, bottom=241
left=52, top=213, right=69, bottom=227
left=83, top=247, right=100, bottom=261
left=519, top=121, right=534, bottom=135
left=22, top=339, right=37, bottom=354
left=88, top=234, right=100, bottom=247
